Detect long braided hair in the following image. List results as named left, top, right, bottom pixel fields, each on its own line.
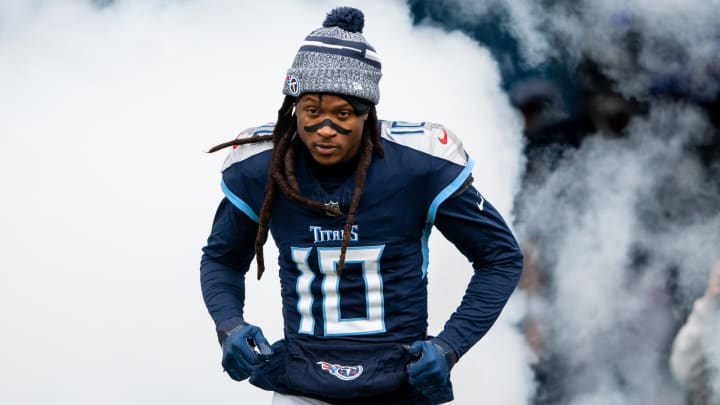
left=209, top=94, right=384, bottom=280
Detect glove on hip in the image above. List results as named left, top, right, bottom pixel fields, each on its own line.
left=407, top=338, right=456, bottom=403
left=220, top=321, right=272, bottom=381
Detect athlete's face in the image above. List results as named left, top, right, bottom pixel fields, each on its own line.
left=295, top=94, right=367, bottom=165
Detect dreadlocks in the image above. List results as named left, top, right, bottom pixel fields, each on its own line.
left=209, top=94, right=384, bottom=280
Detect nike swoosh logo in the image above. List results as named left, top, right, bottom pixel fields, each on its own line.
left=438, top=128, right=448, bottom=144
left=477, top=195, right=485, bottom=211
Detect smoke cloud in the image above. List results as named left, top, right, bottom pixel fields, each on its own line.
left=518, top=103, right=718, bottom=404
left=412, top=0, right=720, bottom=403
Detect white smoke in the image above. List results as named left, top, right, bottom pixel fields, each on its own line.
left=0, top=1, right=530, bottom=405
left=412, top=0, right=720, bottom=403
left=418, top=0, right=720, bottom=98
left=518, top=30, right=717, bottom=405
left=521, top=104, right=718, bottom=405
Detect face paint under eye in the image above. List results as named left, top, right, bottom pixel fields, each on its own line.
left=303, top=119, right=353, bottom=135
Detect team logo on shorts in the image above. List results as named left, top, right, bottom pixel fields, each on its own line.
left=316, top=361, right=363, bottom=381
left=286, top=74, right=300, bottom=96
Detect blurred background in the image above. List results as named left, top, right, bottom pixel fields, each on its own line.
left=1, top=0, right=718, bottom=404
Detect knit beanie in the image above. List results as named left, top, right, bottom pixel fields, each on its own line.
left=282, top=7, right=382, bottom=105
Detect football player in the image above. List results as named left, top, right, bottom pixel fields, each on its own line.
left=201, top=7, right=523, bottom=405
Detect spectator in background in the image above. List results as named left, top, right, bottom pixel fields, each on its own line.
left=670, top=260, right=720, bottom=405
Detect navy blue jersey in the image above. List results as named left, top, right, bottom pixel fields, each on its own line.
left=219, top=121, right=471, bottom=343
left=201, top=120, right=523, bottom=402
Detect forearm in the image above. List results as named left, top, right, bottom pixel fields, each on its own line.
left=433, top=185, right=524, bottom=359
left=200, top=256, right=248, bottom=329
left=200, top=198, right=259, bottom=334
left=437, top=255, right=523, bottom=358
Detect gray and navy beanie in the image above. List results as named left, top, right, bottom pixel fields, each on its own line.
left=282, top=7, right=382, bottom=105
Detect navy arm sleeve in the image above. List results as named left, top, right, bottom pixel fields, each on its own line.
left=433, top=185, right=524, bottom=359
left=200, top=198, right=258, bottom=335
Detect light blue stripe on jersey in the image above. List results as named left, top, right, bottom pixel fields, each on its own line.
left=221, top=179, right=259, bottom=223
left=420, top=156, right=475, bottom=278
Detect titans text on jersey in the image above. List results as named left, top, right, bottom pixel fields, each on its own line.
left=309, top=225, right=359, bottom=243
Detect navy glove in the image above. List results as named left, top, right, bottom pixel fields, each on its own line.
left=220, top=321, right=273, bottom=381
left=407, top=338, right=457, bottom=401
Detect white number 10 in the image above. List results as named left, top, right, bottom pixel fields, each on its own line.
left=292, top=245, right=386, bottom=336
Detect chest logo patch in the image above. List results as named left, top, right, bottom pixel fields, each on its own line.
left=316, top=361, right=364, bottom=381
left=323, top=200, right=341, bottom=216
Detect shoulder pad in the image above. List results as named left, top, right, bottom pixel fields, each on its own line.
left=221, top=123, right=275, bottom=172
left=380, top=121, right=467, bottom=166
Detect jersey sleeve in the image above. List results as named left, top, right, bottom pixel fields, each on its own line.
left=432, top=184, right=524, bottom=359
left=201, top=123, right=274, bottom=335
left=200, top=198, right=259, bottom=332
left=219, top=123, right=275, bottom=223
left=380, top=120, right=474, bottom=226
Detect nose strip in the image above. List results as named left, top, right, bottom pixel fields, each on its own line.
left=303, top=119, right=352, bottom=135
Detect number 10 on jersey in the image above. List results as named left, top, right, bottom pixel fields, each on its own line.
left=292, top=245, right=386, bottom=336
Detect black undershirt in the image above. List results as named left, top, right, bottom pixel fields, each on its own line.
left=303, top=148, right=360, bottom=194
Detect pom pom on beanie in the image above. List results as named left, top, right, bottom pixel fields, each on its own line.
left=323, top=7, right=364, bottom=33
